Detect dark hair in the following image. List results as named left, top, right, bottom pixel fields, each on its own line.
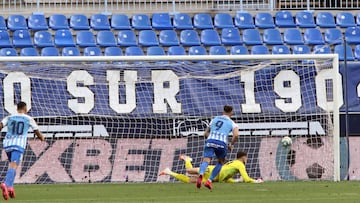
left=223, top=105, right=233, bottom=113
left=17, top=102, right=27, bottom=110
left=237, top=151, right=247, bottom=159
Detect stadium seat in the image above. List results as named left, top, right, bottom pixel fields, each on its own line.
left=272, top=45, right=290, bottom=54
left=104, top=47, right=123, bottom=56
left=0, top=16, right=6, bottom=30
left=230, top=45, right=248, bottom=55
left=242, top=29, right=262, bottom=45
left=324, top=28, right=342, bottom=45
left=13, top=30, right=33, bottom=48
left=275, top=11, right=296, bottom=28
left=90, top=14, right=110, bottom=30
left=168, top=46, right=186, bottom=55
left=201, top=29, right=221, bottom=46
left=0, top=30, right=12, bottom=48
left=54, top=30, right=75, bottom=47
left=0, top=48, right=17, bottom=56
left=84, top=47, right=102, bottom=56
left=125, top=46, right=144, bottom=56
left=173, top=13, right=193, bottom=30
left=117, top=30, right=137, bottom=46
left=313, top=45, right=331, bottom=54
left=49, top=14, right=69, bottom=30
left=251, top=45, right=269, bottom=54
left=336, top=12, right=356, bottom=28
left=76, top=31, right=96, bottom=47
left=345, top=27, right=360, bottom=45
left=34, top=31, right=54, bottom=47
left=354, top=45, right=360, bottom=60
left=334, top=45, right=354, bottom=61
left=263, top=29, right=283, bottom=45
left=188, top=46, right=207, bottom=55
left=20, top=47, right=39, bottom=56
left=316, top=12, right=336, bottom=28
left=180, top=30, right=200, bottom=46
left=152, top=13, right=172, bottom=30
left=356, top=13, right=360, bottom=25
left=304, top=28, right=324, bottom=45
left=194, top=13, right=214, bottom=29
left=62, top=47, right=80, bottom=56
left=159, top=30, right=179, bottom=46
left=139, top=30, right=159, bottom=46
left=132, top=14, right=151, bottom=30
left=235, top=12, right=255, bottom=29
left=292, top=45, right=311, bottom=54
left=70, top=14, right=90, bottom=30
left=97, top=31, right=117, bottom=47
left=209, top=46, right=227, bottom=55
left=7, top=15, right=27, bottom=30
left=111, top=14, right=131, bottom=30
left=214, top=13, right=234, bottom=28
left=295, top=11, right=316, bottom=28
left=41, top=47, right=59, bottom=56
left=147, top=46, right=165, bottom=55
left=284, top=28, right=304, bottom=45
left=255, top=13, right=275, bottom=28
left=28, top=14, right=48, bottom=30
left=221, top=28, right=242, bottom=45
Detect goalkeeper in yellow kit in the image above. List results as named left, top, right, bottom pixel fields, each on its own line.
left=159, top=151, right=263, bottom=183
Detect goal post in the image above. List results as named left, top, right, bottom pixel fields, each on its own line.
left=0, top=54, right=341, bottom=183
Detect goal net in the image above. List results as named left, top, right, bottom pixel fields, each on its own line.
left=0, top=55, right=340, bottom=184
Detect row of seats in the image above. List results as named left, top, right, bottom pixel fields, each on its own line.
left=2, top=11, right=360, bottom=31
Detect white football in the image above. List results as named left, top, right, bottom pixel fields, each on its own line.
left=281, top=136, right=292, bottom=147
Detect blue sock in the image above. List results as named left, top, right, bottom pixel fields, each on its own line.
left=5, top=168, right=16, bottom=187
left=199, top=162, right=209, bottom=175
left=209, top=163, right=223, bottom=181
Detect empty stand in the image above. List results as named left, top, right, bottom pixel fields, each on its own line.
left=304, top=28, right=325, bottom=45
left=159, top=30, right=179, bottom=46
left=132, top=14, right=151, bottom=30
left=235, top=12, right=255, bottom=29
left=138, top=30, right=159, bottom=46
left=125, top=46, right=144, bottom=56
left=55, top=30, right=75, bottom=47
left=230, top=45, right=248, bottom=55
left=263, top=29, right=283, bottom=45
left=97, top=31, right=117, bottom=47
left=20, top=47, right=39, bottom=56
left=242, top=29, right=262, bottom=45
left=272, top=45, right=290, bottom=54
left=168, top=46, right=186, bottom=55
left=49, top=14, right=69, bottom=30
left=173, top=13, right=193, bottom=30
left=0, top=30, right=12, bottom=48
left=13, top=30, right=33, bottom=47
left=180, top=30, right=200, bottom=46
left=251, top=45, right=269, bottom=54
left=316, top=12, right=336, bottom=28
left=275, top=11, right=295, bottom=28
left=334, top=45, right=354, bottom=61
left=62, top=47, right=80, bottom=56
left=292, top=45, right=311, bottom=54
left=28, top=14, right=48, bottom=30
left=34, top=31, right=54, bottom=47
left=336, top=12, right=356, bottom=28
left=255, top=13, right=275, bottom=28
left=90, top=14, right=110, bottom=30
left=84, top=47, right=102, bottom=56
left=0, top=16, right=6, bottom=30
left=152, top=13, right=173, bottom=30
left=201, top=29, right=221, bottom=46
left=0, top=48, right=17, bottom=56
left=104, top=47, right=123, bottom=56
left=209, top=46, right=227, bottom=55
left=117, top=30, right=137, bottom=46
left=188, top=46, right=207, bottom=55
left=324, top=28, right=342, bottom=45
left=284, top=28, right=304, bottom=45
left=295, top=11, right=316, bottom=28
left=345, top=27, right=360, bottom=45
left=313, top=45, right=331, bottom=54
left=76, top=31, right=96, bottom=47
left=41, top=47, right=59, bottom=56
left=70, top=14, right=90, bottom=30
left=111, top=14, right=131, bottom=30
left=194, top=13, right=214, bottom=29
left=221, top=28, right=242, bottom=45
left=214, top=13, right=234, bottom=28
left=8, top=15, right=28, bottom=30
left=147, top=46, right=165, bottom=55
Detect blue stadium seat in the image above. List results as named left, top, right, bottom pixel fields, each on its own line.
left=194, top=13, right=214, bottom=29
left=147, top=46, right=165, bottom=55
left=235, top=12, right=254, bottom=29
left=221, top=28, right=242, bottom=45
left=97, top=31, right=117, bottom=47
left=7, top=15, right=27, bottom=30
left=295, top=11, right=316, bottom=28
left=189, top=46, right=207, bottom=55
left=242, top=29, right=262, bottom=45
left=41, top=47, right=59, bottom=56
left=230, top=45, right=248, bottom=55
left=139, top=30, right=159, bottom=46
left=55, top=30, right=75, bottom=47
left=20, top=47, right=39, bottom=56
left=304, top=28, right=324, bottom=45
left=62, top=47, right=80, bottom=56
left=28, top=14, right=48, bottom=30
left=251, top=45, right=269, bottom=54
left=356, top=13, right=360, bottom=26
left=275, top=11, right=295, bottom=28
left=214, top=13, right=234, bottom=28
left=354, top=45, right=360, bottom=60
left=292, top=45, right=311, bottom=54
left=313, top=45, right=331, bottom=54
left=168, top=46, right=186, bottom=55
left=0, top=30, right=12, bottom=48
left=13, top=30, right=33, bottom=48
left=117, top=30, right=137, bottom=46
left=316, top=12, right=336, bottom=28
left=132, top=14, right=151, bottom=30
left=111, top=14, right=131, bottom=30
left=255, top=13, right=275, bottom=28
left=345, top=27, right=360, bottom=45
left=125, top=46, right=144, bottom=56
left=0, top=16, right=6, bottom=30
left=336, top=12, right=356, bottom=28
left=70, top=14, right=90, bottom=30
left=209, top=46, right=227, bottom=55
left=84, top=47, right=102, bottom=56
left=284, top=28, right=304, bottom=45
left=159, top=30, right=179, bottom=46
left=49, top=14, right=69, bottom=30
left=173, top=13, right=193, bottom=30
left=201, top=29, right=221, bottom=46
left=152, top=13, right=172, bottom=30
left=272, top=45, right=290, bottom=54
left=324, top=28, right=342, bottom=45
left=34, top=31, right=54, bottom=47
left=334, top=45, right=354, bottom=61
left=180, top=30, right=200, bottom=46
left=0, top=48, right=17, bottom=56
left=104, top=47, right=123, bottom=56
left=90, top=14, right=110, bottom=30
left=76, top=31, right=96, bottom=47
left=263, top=29, right=283, bottom=45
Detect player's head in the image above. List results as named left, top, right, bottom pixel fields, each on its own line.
left=223, top=105, right=233, bottom=117
left=17, top=101, right=27, bottom=113
left=237, top=151, right=247, bottom=163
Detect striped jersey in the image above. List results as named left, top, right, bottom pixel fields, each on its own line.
left=1, top=113, right=38, bottom=153
left=207, top=115, right=237, bottom=144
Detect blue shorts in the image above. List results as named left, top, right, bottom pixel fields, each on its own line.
left=203, top=139, right=227, bottom=159
left=6, top=150, right=23, bottom=165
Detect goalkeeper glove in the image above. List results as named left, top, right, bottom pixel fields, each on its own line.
left=255, top=178, right=264, bottom=183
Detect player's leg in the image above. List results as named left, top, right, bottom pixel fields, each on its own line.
left=197, top=146, right=213, bottom=188
left=4, top=150, right=21, bottom=199
left=179, top=154, right=193, bottom=169
left=159, top=168, right=191, bottom=183
left=186, top=167, right=199, bottom=175
left=204, top=148, right=226, bottom=190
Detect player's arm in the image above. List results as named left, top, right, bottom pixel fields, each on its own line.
left=0, top=116, right=8, bottom=132
left=237, top=162, right=256, bottom=183
left=204, top=127, right=210, bottom=139
left=30, top=118, right=45, bottom=141
left=228, top=123, right=239, bottom=150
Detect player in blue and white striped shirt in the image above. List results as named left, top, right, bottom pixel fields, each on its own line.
left=0, top=102, right=44, bottom=200
left=196, top=105, right=239, bottom=190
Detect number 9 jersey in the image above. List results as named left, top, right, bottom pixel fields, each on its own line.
left=207, top=115, right=237, bottom=144
left=1, top=113, right=39, bottom=153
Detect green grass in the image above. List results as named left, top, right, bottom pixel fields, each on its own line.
left=6, top=182, right=360, bottom=203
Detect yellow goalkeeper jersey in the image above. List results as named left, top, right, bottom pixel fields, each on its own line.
left=215, top=160, right=256, bottom=183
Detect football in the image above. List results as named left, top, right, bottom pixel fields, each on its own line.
left=281, top=136, right=292, bottom=147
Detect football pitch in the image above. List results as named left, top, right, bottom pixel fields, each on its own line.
left=6, top=181, right=360, bottom=203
